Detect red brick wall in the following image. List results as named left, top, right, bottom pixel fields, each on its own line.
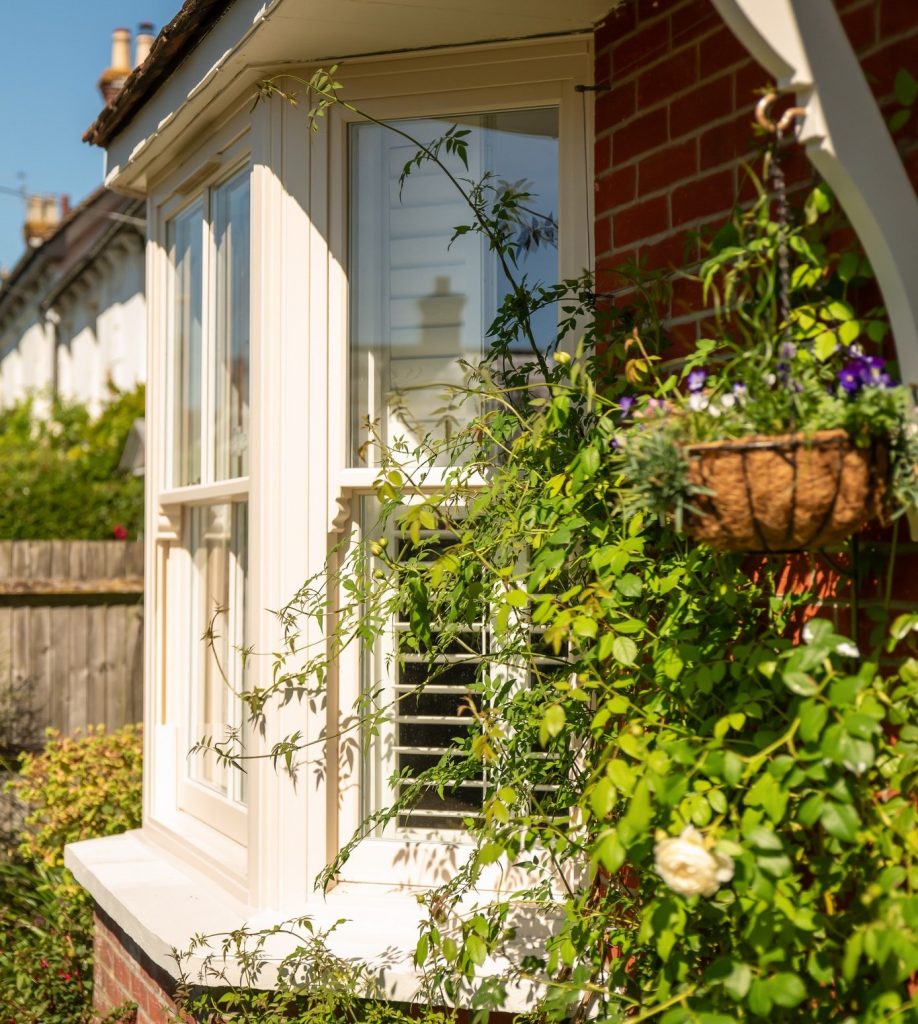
left=93, top=910, right=179, bottom=1024
left=593, top=0, right=918, bottom=638
left=594, top=0, right=918, bottom=347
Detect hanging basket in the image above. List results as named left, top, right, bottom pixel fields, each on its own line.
left=683, top=429, right=888, bottom=553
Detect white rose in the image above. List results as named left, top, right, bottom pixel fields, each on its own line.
left=653, top=826, right=735, bottom=898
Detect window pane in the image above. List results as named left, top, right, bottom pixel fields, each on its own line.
left=349, top=108, right=559, bottom=465
left=170, top=202, right=204, bottom=486
left=213, top=172, right=251, bottom=480
left=187, top=501, right=248, bottom=801
left=359, top=497, right=486, bottom=832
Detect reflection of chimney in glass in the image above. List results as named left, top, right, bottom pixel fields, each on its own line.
left=415, top=275, right=468, bottom=357
left=98, top=28, right=132, bottom=106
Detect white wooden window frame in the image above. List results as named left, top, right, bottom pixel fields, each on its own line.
left=320, top=41, right=593, bottom=888
left=140, top=39, right=592, bottom=908
left=144, top=115, right=253, bottom=891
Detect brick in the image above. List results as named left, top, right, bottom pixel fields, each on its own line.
left=612, top=18, right=669, bottom=78
left=596, top=2, right=637, bottom=52
left=637, top=46, right=697, bottom=108
left=595, top=133, right=611, bottom=176
left=880, top=0, right=918, bottom=37
left=596, top=164, right=637, bottom=213
left=613, top=107, right=668, bottom=163
left=840, top=2, right=877, bottom=51
left=861, top=38, right=918, bottom=98
left=596, top=80, right=636, bottom=132
left=672, top=275, right=705, bottom=316
left=700, top=112, right=757, bottom=170
left=671, top=168, right=734, bottom=225
left=614, top=194, right=669, bottom=247
left=735, top=60, right=769, bottom=109
left=595, top=213, right=612, bottom=257
left=699, top=25, right=749, bottom=75
left=669, top=74, right=734, bottom=138
left=671, top=0, right=720, bottom=41
left=640, top=232, right=692, bottom=271
left=668, top=319, right=699, bottom=353
left=638, top=137, right=697, bottom=194
left=595, top=49, right=611, bottom=88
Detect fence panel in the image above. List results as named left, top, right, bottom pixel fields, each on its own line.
left=0, top=540, right=144, bottom=752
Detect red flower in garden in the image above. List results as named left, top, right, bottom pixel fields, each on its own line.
left=113, top=524, right=129, bottom=540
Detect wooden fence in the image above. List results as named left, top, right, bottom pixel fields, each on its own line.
left=0, top=540, right=144, bottom=752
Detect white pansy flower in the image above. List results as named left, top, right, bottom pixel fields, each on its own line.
left=688, top=392, right=709, bottom=412
left=654, top=826, right=734, bottom=898
left=720, top=393, right=736, bottom=408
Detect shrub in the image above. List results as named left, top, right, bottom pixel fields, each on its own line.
left=0, top=725, right=143, bottom=1023
left=12, top=725, right=143, bottom=867
left=0, top=385, right=144, bottom=539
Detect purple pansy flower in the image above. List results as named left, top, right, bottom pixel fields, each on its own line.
left=687, top=369, right=707, bottom=393
left=619, top=395, right=636, bottom=417
left=838, top=354, right=894, bottom=394
left=780, top=341, right=797, bottom=359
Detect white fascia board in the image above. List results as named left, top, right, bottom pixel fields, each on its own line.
left=103, top=0, right=610, bottom=195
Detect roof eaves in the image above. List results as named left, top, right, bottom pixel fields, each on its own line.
left=84, top=0, right=237, bottom=149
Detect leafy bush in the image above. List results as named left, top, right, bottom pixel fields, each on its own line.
left=0, top=385, right=144, bottom=539
left=0, top=725, right=143, bottom=1023
left=12, top=725, right=143, bottom=866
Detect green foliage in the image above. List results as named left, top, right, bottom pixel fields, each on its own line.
left=0, top=385, right=144, bottom=539
left=11, top=724, right=143, bottom=866
left=0, top=725, right=143, bottom=1023
left=179, top=73, right=918, bottom=1023
left=617, top=174, right=918, bottom=523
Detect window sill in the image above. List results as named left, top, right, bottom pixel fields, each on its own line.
left=66, top=829, right=546, bottom=1009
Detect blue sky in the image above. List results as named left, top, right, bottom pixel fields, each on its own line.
left=0, top=0, right=180, bottom=271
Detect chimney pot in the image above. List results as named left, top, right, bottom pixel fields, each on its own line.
left=135, top=22, right=155, bottom=67
left=23, top=194, right=60, bottom=247
left=98, top=27, right=133, bottom=106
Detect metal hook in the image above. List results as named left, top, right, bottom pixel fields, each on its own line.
left=755, top=92, right=806, bottom=136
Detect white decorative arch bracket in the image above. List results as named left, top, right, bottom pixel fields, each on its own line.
left=712, top=0, right=918, bottom=386
left=713, top=0, right=918, bottom=537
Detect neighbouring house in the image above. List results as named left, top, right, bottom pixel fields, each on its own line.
left=0, top=26, right=155, bottom=416
left=65, top=0, right=918, bottom=1019
left=0, top=188, right=145, bottom=416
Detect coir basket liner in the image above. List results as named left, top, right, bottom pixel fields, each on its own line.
left=684, top=429, right=887, bottom=552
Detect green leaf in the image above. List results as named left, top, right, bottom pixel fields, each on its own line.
left=572, top=615, right=598, bottom=638
left=813, top=331, right=837, bottom=361
left=504, top=589, right=528, bottom=608
left=770, top=972, right=807, bottom=1008
left=476, top=842, right=504, bottom=866
left=821, top=801, right=860, bottom=842
left=595, top=829, right=625, bottom=873
left=894, top=68, right=918, bottom=107
left=838, top=319, right=861, bottom=346
left=723, top=961, right=753, bottom=1001
left=783, top=670, right=820, bottom=696
left=888, top=108, right=911, bottom=133
left=465, top=933, right=487, bottom=966
left=616, top=573, right=643, bottom=598
left=541, top=704, right=566, bottom=743
left=799, top=700, right=828, bottom=743
left=590, top=777, right=614, bottom=819
left=612, top=636, right=638, bottom=666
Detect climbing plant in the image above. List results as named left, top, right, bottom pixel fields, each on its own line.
left=176, top=71, right=918, bottom=1023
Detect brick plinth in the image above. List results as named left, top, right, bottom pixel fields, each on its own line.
left=93, top=908, right=179, bottom=1023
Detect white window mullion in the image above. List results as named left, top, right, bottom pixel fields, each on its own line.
left=200, top=192, right=216, bottom=487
